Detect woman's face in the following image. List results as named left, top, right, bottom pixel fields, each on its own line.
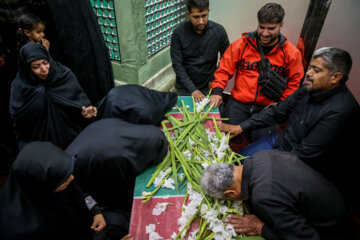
left=30, top=58, right=49, bottom=80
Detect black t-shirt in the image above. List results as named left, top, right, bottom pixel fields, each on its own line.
left=261, top=38, right=279, bottom=55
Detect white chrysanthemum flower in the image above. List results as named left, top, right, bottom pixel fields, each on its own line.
left=182, top=150, right=192, bottom=160
left=226, top=224, right=237, bottom=237
left=149, top=231, right=163, bottom=240
left=189, top=138, right=196, bottom=147
left=177, top=184, right=203, bottom=235
left=201, top=162, right=209, bottom=169
left=153, top=167, right=171, bottom=187
left=209, top=219, right=235, bottom=240
left=178, top=173, right=185, bottom=181
left=142, top=191, right=152, bottom=198
left=152, top=202, right=171, bottom=216
left=217, top=151, right=226, bottom=161
left=200, top=203, right=209, bottom=216
left=202, top=149, right=210, bottom=158
left=219, top=205, right=229, bottom=215
left=146, top=224, right=163, bottom=240
left=170, top=232, right=177, bottom=239
left=210, top=143, right=217, bottom=151
left=210, top=219, right=225, bottom=233
left=214, top=232, right=225, bottom=240
left=215, top=136, right=229, bottom=160
left=195, top=97, right=210, bottom=112
left=203, top=209, right=218, bottom=221
left=187, top=229, right=199, bottom=240
left=231, top=200, right=244, bottom=215
left=162, top=178, right=175, bottom=189
left=146, top=224, right=156, bottom=234
left=206, top=130, right=217, bottom=143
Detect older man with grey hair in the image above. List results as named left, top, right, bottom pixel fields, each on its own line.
left=201, top=150, right=350, bottom=239
left=217, top=47, right=359, bottom=199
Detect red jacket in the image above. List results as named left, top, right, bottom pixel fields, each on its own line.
left=212, top=31, right=304, bottom=106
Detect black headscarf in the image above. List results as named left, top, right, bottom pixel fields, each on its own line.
left=32, top=0, right=115, bottom=104
left=9, top=43, right=92, bottom=149
left=95, top=84, right=177, bottom=126
left=0, top=142, right=93, bottom=240
left=65, top=118, right=169, bottom=214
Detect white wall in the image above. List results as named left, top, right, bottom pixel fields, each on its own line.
left=208, top=0, right=360, bottom=103
left=208, top=0, right=310, bottom=92
left=209, top=0, right=310, bottom=43
left=315, top=0, right=360, bottom=103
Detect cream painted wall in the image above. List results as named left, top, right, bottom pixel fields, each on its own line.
left=209, top=0, right=309, bottom=43
left=315, top=0, right=360, bottom=103
left=208, top=0, right=310, bottom=92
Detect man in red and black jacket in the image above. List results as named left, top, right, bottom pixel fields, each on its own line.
left=210, top=3, right=304, bottom=141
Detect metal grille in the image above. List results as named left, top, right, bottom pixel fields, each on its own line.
left=145, top=0, right=187, bottom=57
left=90, top=0, right=121, bottom=61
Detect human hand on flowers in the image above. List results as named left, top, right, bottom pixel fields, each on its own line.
left=225, top=214, right=264, bottom=236
left=192, top=89, right=205, bottom=102
left=209, top=94, right=222, bottom=108
left=218, top=123, right=243, bottom=139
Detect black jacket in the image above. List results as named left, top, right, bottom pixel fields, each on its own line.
left=170, top=20, right=229, bottom=93
left=240, top=84, right=359, bottom=181
left=242, top=150, right=347, bottom=240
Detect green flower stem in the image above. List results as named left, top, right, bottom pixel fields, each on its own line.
left=174, top=200, right=203, bottom=240
left=146, top=153, right=171, bottom=187
left=142, top=168, right=172, bottom=202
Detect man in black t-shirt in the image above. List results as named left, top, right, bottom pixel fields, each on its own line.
left=170, top=0, right=229, bottom=102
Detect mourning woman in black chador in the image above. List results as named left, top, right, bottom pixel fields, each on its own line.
left=0, top=142, right=130, bottom=240
left=9, top=43, right=97, bottom=150
left=66, top=118, right=169, bottom=219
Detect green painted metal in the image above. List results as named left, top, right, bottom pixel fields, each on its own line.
left=90, top=0, right=122, bottom=61
left=145, top=0, right=187, bottom=57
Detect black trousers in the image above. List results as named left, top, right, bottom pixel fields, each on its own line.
left=221, top=96, right=278, bottom=141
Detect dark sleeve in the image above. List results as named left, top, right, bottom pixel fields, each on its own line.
left=240, top=88, right=301, bottom=132
left=84, top=194, right=102, bottom=216
left=212, top=87, right=224, bottom=96
left=261, top=224, right=281, bottom=240
left=170, top=29, right=197, bottom=93
left=292, top=105, right=356, bottom=161
left=254, top=199, right=320, bottom=240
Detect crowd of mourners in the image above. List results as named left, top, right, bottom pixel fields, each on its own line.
left=0, top=0, right=359, bottom=239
